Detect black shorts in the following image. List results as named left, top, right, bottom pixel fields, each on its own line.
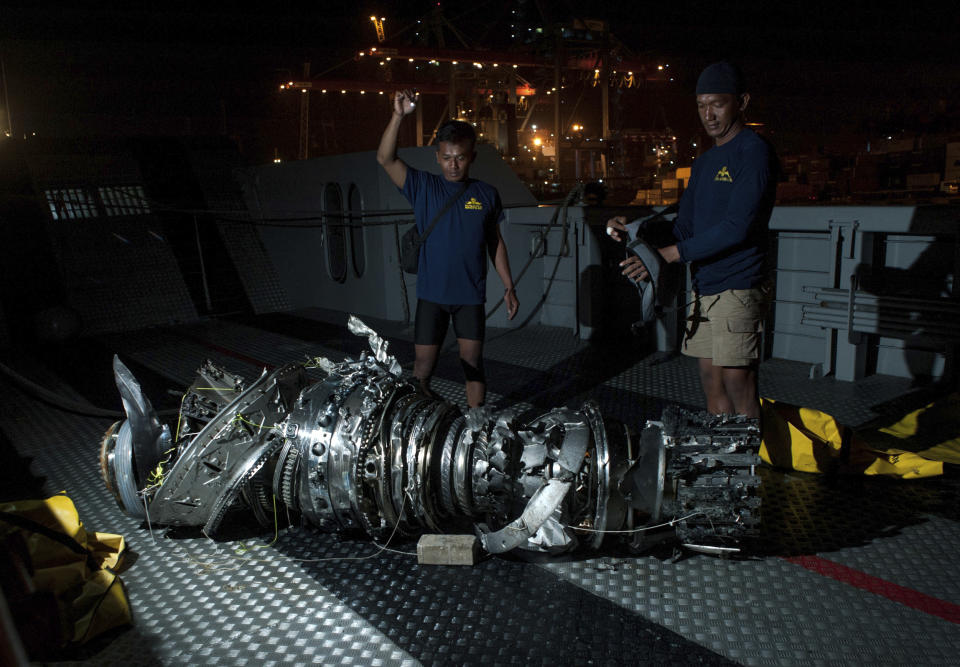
left=415, top=299, right=485, bottom=345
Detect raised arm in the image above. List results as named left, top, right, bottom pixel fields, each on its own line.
left=376, top=90, right=417, bottom=188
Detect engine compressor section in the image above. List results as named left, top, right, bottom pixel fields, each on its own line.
left=100, top=317, right=762, bottom=556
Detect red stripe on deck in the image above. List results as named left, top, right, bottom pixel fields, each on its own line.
left=784, top=555, right=960, bottom=625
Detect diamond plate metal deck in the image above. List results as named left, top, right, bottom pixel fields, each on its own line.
left=541, top=554, right=959, bottom=666
left=2, top=311, right=958, bottom=666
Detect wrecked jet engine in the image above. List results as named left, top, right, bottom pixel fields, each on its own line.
left=100, top=317, right=762, bottom=556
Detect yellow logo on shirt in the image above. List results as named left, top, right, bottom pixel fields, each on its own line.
left=714, top=166, right=733, bottom=182
left=464, top=197, right=483, bottom=210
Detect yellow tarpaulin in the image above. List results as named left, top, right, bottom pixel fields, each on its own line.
left=759, top=394, right=960, bottom=478
left=0, top=493, right=131, bottom=655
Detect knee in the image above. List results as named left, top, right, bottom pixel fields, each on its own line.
left=699, top=365, right=723, bottom=393
left=413, top=355, right=434, bottom=380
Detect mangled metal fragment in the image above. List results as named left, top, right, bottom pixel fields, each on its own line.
left=99, top=318, right=763, bottom=556
left=347, top=314, right=403, bottom=376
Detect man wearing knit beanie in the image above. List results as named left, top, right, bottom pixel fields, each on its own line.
left=607, top=62, right=776, bottom=418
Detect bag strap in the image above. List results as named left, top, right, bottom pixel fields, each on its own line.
left=414, top=181, right=469, bottom=250
left=0, top=509, right=100, bottom=571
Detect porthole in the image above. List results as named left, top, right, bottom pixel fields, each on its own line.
left=348, top=184, right=366, bottom=278
left=323, top=183, right=347, bottom=283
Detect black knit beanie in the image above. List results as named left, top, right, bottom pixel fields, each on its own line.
left=695, top=62, right=744, bottom=95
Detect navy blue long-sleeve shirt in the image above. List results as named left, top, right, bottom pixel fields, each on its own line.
left=673, top=128, right=776, bottom=295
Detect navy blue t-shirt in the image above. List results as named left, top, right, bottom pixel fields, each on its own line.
left=401, top=167, right=503, bottom=305
left=673, top=128, right=776, bottom=295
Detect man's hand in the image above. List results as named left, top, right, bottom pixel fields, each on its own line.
left=619, top=255, right=650, bottom=282
left=393, top=89, right=418, bottom=117
left=608, top=215, right=647, bottom=282
left=605, top=215, right=629, bottom=242
left=379, top=91, right=416, bottom=187
left=619, top=244, right=681, bottom=283
left=504, top=288, right=519, bottom=320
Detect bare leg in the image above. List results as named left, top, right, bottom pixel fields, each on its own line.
left=457, top=338, right=485, bottom=407
left=721, top=365, right=760, bottom=418
left=413, top=344, right=441, bottom=399
left=698, top=358, right=735, bottom=415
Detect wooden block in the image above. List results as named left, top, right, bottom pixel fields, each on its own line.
left=416, top=534, right=480, bottom=566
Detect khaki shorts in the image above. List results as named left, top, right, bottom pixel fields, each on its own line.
left=682, top=287, right=768, bottom=367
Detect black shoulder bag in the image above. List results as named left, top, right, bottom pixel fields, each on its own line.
left=400, top=182, right=468, bottom=274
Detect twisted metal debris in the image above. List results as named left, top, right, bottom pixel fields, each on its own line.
left=101, top=316, right=762, bottom=555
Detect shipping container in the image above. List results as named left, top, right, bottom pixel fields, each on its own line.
left=906, top=173, right=941, bottom=190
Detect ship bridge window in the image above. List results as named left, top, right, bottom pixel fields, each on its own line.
left=323, top=183, right=347, bottom=283
left=45, top=188, right=98, bottom=220
left=99, top=185, right=151, bottom=216
left=348, top=184, right=365, bottom=278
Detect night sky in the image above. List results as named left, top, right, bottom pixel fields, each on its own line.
left=2, top=2, right=957, bottom=163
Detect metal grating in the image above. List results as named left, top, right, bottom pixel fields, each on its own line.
left=188, top=147, right=291, bottom=316
left=0, top=302, right=9, bottom=349
left=44, top=217, right=198, bottom=334
left=217, top=221, right=292, bottom=315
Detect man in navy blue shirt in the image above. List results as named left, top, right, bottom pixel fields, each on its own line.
left=607, top=62, right=775, bottom=418
left=377, top=89, right=519, bottom=407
